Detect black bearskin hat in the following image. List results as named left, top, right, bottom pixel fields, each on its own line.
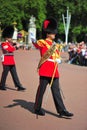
left=42, top=17, right=58, bottom=39
left=2, top=25, right=14, bottom=38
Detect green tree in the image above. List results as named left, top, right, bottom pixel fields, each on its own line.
left=0, top=0, right=87, bottom=42
left=0, top=0, right=46, bottom=32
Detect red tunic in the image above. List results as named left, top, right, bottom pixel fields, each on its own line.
left=1, top=41, right=16, bottom=65
left=33, top=39, right=60, bottom=78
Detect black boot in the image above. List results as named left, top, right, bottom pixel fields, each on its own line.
left=0, top=86, right=7, bottom=91
left=34, top=109, right=45, bottom=116
left=59, top=110, right=74, bottom=117
left=17, top=86, right=26, bottom=91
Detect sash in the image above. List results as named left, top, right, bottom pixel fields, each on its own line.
left=37, top=42, right=57, bottom=69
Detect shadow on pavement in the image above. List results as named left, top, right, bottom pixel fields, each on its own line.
left=4, top=99, right=72, bottom=119
left=4, top=99, right=35, bottom=113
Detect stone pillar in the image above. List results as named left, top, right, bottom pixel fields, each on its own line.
left=12, top=21, right=18, bottom=42
left=28, top=15, right=36, bottom=48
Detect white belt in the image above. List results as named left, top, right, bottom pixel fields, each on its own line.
left=47, top=58, right=62, bottom=64
left=47, top=59, right=55, bottom=62
left=4, top=53, right=14, bottom=56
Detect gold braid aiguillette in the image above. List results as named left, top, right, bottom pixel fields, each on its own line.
left=37, top=44, right=56, bottom=69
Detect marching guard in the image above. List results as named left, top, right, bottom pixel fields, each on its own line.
left=0, top=26, right=26, bottom=91
left=32, top=17, right=74, bottom=117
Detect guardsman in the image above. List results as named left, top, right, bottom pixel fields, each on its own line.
left=31, top=17, right=74, bottom=117
left=0, top=26, right=26, bottom=91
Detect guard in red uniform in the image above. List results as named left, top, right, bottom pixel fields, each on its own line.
left=0, top=26, right=26, bottom=91
left=32, top=17, right=73, bottom=117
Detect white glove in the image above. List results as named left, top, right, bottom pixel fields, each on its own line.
left=30, top=32, right=36, bottom=43
left=55, top=58, right=62, bottom=64
left=31, top=38, right=36, bottom=43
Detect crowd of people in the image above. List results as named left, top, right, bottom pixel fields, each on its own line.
left=68, top=41, right=87, bottom=66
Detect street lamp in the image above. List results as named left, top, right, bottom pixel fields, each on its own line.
left=12, top=21, right=17, bottom=28
left=62, top=7, right=71, bottom=44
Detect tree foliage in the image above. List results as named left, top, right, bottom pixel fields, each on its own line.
left=0, top=0, right=87, bottom=42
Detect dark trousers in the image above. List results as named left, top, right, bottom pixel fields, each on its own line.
left=34, top=76, right=66, bottom=113
left=0, top=65, right=21, bottom=88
